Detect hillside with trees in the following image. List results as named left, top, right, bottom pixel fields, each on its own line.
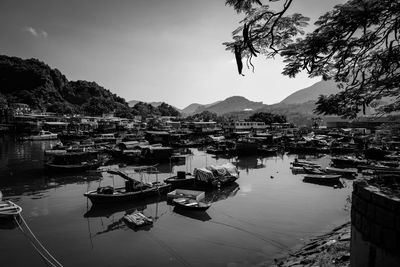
left=0, top=55, right=181, bottom=118
left=131, top=102, right=180, bottom=118
left=0, top=55, right=132, bottom=116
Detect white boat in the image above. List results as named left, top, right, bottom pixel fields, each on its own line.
left=167, top=189, right=205, bottom=202
left=0, top=200, right=22, bottom=218
left=173, top=198, right=211, bottom=211
left=23, top=130, right=58, bottom=141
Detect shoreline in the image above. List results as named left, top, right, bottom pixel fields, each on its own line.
left=270, top=222, right=351, bottom=267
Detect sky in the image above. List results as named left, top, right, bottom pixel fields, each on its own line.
left=0, top=0, right=346, bottom=109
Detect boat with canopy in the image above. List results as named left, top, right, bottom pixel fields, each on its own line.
left=84, top=165, right=171, bottom=204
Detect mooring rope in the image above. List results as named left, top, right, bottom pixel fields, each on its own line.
left=15, top=215, right=63, bottom=267
left=14, top=216, right=58, bottom=267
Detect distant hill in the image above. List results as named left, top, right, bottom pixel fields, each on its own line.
left=128, top=100, right=161, bottom=107
left=182, top=96, right=265, bottom=116
left=181, top=101, right=222, bottom=116
left=0, top=55, right=131, bottom=117
left=280, top=80, right=339, bottom=104
left=128, top=100, right=181, bottom=113
left=179, top=80, right=341, bottom=125
left=181, top=81, right=339, bottom=117
left=181, top=103, right=202, bottom=115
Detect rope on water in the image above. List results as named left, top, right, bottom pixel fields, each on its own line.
left=15, top=215, right=63, bottom=267
left=15, top=217, right=57, bottom=267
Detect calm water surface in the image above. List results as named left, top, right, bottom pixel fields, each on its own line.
left=0, top=135, right=352, bottom=267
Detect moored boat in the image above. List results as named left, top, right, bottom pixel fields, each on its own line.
left=331, top=156, right=367, bottom=167
left=84, top=166, right=171, bottom=204
left=303, top=174, right=341, bottom=185
left=45, top=160, right=102, bottom=172
left=324, top=167, right=357, bottom=177
left=0, top=200, right=22, bottom=218
left=303, top=166, right=326, bottom=175
left=21, top=130, right=58, bottom=141
left=164, top=171, right=196, bottom=188
left=45, top=151, right=102, bottom=172
left=291, top=159, right=320, bottom=168
left=193, top=163, right=239, bottom=187
left=172, top=197, right=211, bottom=211
left=167, top=189, right=205, bottom=202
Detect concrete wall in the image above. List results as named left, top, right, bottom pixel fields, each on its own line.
left=351, top=181, right=400, bottom=267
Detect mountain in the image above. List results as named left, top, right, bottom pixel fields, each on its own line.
left=128, top=100, right=161, bottom=107
left=181, top=81, right=338, bottom=117
left=0, top=55, right=131, bottom=117
left=203, top=96, right=265, bottom=115
left=180, top=101, right=222, bottom=116
left=181, top=103, right=202, bottom=115
left=280, top=80, right=339, bottom=104
left=183, top=96, right=265, bottom=116
left=128, top=100, right=181, bottom=113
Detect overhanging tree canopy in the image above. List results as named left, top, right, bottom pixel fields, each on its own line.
left=224, top=0, right=400, bottom=118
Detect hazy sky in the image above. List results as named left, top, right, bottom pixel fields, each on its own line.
left=0, top=0, right=345, bottom=109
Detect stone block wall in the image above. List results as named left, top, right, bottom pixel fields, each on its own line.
left=351, top=180, right=400, bottom=267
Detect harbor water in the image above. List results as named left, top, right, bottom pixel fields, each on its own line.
left=0, top=135, right=352, bottom=267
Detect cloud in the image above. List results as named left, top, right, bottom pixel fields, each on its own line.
left=23, top=26, right=48, bottom=38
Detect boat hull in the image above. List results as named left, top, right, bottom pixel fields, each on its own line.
left=303, top=174, right=341, bottom=185
left=84, top=184, right=171, bottom=204
left=164, top=176, right=196, bottom=188
left=45, top=161, right=102, bottom=172
left=172, top=198, right=211, bottom=211
left=0, top=201, right=22, bottom=218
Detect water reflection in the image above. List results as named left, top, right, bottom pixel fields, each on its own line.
left=84, top=195, right=167, bottom=218
left=0, top=216, right=21, bottom=230
left=84, top=196, right=167, bottom=240
left=172, top=208, right=212, bottom=222
left=204, top=182, right=240, bottom=203
left=0, top=139, right=353, bottom=267
left=1, top=173, right=102, bottom=201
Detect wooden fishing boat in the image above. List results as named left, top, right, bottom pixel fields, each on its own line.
left=172, top=197, right=211, bottom=211
left=84, top=183, right=171, bottom=205
left=21, top=130, right=58, bottom=141
left=324, top=167, right=357, bottom=176
left=303, top=166, right=325, bottom=175
left=331, top=156, right=367, bottom=167
left=193, top=163, right=239, bottom=187
left=167, top=189, right=205, bottom=202
left=291, top=159, right=320, bottom=168
left=164, top=171, right=195, bottom=188
left=84, top=166, right=172, bottom=204
left=303, top=174, right=341, bottom=184
left=0, top=201, right=22, bottom=218
left=45, top=160, right=102, bottom=172
left=291, top=166, right=306, bottom=174
left=123, top=212, right=153, bottom=227
left=45, top=150, right=102, bottom=172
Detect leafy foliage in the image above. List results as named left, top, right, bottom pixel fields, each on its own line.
left=224, top=0, right=309, bottom=74
left=225, top=0, right=400, bottom=118
left=157, top=102, right=181, bottom=117
left=131, top=102, right=180, bottom=118
left=186, top=111, right=218, bottom=122
left=248, top=112, right=286, bottom=124
left=0, top=55, right=132, bottom=117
